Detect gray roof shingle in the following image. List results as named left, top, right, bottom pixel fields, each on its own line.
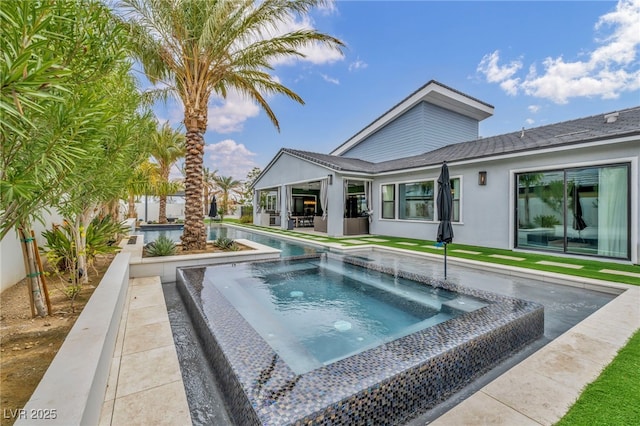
left=283, top=106, right=640, bottom=174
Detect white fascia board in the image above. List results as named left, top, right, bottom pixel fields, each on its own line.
left=331, top=82, right=494, bottom=156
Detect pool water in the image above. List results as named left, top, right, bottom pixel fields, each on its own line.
left=205, top=256, right=488, bottom=374
left=139, top=225, right=321, bottom=257
left=178, top=254, right=544, bottom=425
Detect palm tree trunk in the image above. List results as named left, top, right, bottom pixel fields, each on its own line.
left=181, top=127, right=206, bottom=250
left=159, top=195, right=168, bottom=224
left=127, top=194, right=137, bottom=219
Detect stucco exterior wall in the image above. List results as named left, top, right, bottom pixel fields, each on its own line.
left=369, top=138, right=639, bottom=263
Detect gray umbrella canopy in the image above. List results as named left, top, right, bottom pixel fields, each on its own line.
left=437, top=162, right=454, bottom=243
left=572, top=185, right=587, bottom=231
left=436, top=162, right=453, bottom=279
left=208, top=197, right=217, bottom=218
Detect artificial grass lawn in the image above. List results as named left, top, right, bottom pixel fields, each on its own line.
left=555, top=329, right=640, bottom=426
left=233, top=223, right=640, bottom=286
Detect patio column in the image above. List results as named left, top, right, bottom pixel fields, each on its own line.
left=327, top=175, right=344, bottom=237
left=280, top=184, right=288, bottom=230
left=253, top=189, right=259, bottom=225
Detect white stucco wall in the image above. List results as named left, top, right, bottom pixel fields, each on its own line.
left=369, top=138, right=639, bottom=263
left=1, top=230, right=26, bottom=293
left=1, top=209, right=66, bottom=292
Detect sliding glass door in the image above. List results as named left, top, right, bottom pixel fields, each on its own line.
left=515, top=163, right=630, bottom=260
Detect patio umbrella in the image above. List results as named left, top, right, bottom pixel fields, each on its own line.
left=208, top=197, right=218, bottom=218
left=436, top=162, right=454, bottom=279
left=572, top=185, right=587, bottom=232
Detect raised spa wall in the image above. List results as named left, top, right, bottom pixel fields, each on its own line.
left=177, top=254, right=545, bottom=425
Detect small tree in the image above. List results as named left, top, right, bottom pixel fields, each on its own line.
left=213, top=175, right=242, bottom=221
left=149, top=122, right=185, bottom=223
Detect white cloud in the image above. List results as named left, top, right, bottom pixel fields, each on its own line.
left=316, top=0, right=338, bottom=16
left=478, top=0, right=640, bottom=103
left=204, top=139, right=259, bottom=180
left=207, top=91, right=260, bottom=134
left=528, top=105, right=540, bottom=113
left=321, top=73, right=340, bottom=85
left=268, top=14, right=344, bottom=66
left=476, top=50, right=522, bottom=95
left=348, top=58, right=368, bottom=72
left=525, top=118, right=535, bottom=125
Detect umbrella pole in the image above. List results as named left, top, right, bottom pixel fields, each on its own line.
left=444, top=243, right=447, bottom=279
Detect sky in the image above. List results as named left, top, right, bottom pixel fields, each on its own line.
left=152, top=0, right=640, bottom=181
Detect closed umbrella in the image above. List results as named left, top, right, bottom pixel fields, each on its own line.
left=572, top=185, right=587, bottom=232
left=208, top=197, right=218, bottom=218
left=436, top=162, right=454, bottom=279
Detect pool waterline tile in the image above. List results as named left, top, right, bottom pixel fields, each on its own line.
left=176, top=253, right=544, bottom=425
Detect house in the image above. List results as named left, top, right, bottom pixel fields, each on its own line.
left=252, top=80, right=639, bottom=264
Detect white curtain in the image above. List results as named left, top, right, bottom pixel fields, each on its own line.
left=285, top=185, right=292, bottom=217
left=598, top=166, right=628, bottom=257
left=365, top=181, right=373, bottom=222
left=320, top=178, right=329, bottom=220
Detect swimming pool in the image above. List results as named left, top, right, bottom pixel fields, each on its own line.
left=139, top=224, right=322, bottom=257
left=205, top=256, right=489, bottom=374
left=177, top=253, right=544, bottom=425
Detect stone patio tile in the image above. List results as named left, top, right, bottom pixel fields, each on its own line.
left=536, top=260, right=583, bottom=269
left=111, top=381, right=191, bottom=426
left=122, top=321, right=174, bottom=355
left=116, top=345, right=182, bottom=398
left=599, top=268, right=640, bottom=279
left=339, top=239, right=369, bottom=244
left=99, top=398, right=114, bottom=426
left=432, top=391, right=540, bottom=426
left=130, top=276, right=160, bottom=287
left=129, top=286, right=166, bottom=310
left=127, top=304, right=171, bottom=327
left=104, top=356, right=120, bottom=402
left=550, top=325, right=619, bottom=370
left=518, top=344, right=603, bottom=390
left=570, top=319, right=636, bottom=349
left=451, top=249, right=482, bottom=254
left=488, top=254, right=525, bottom=261
left=483, top=367, right=580, bottom=425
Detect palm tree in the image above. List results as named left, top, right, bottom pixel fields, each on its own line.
left=119, top=0, right=344, bottom=249
left=213, top=175, right=242, bottom=221
left=150, top=122, right=185, bottom=223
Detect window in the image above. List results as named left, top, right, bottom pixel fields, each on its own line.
left=450, top=178, right=461, bottom=222
left=266, top=192, right=278, bottom=211
left=515, top=163, right=630, bottom=259
left=381, top=184, right=395, bottom=219
left=399, top=181, right=434, bottom=220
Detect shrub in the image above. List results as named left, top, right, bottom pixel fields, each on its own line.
left=144, top=235, right=177, bottom=257
left=213, top=236, right=238, bottom=251
left=239, top=214, right=253, bottom=224
left=533, top=214, right=561, bottom=228
left=42, top=223, right=75, bottom=272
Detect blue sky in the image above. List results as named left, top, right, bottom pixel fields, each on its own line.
left=154, top=0, right=640, bottom=181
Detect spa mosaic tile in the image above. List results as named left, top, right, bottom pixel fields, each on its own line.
left=176, top=254, right=544, bottom=425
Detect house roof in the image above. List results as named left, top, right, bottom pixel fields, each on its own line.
left=279, top=106, right=640, bottom=176
left=330, top=80, right=495, bottom=156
